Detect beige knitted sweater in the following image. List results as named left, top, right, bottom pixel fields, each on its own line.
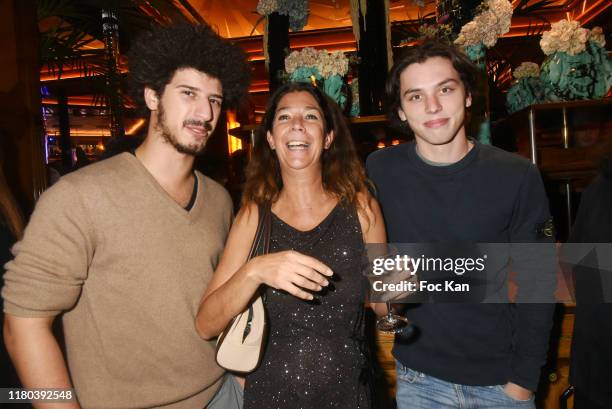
left=2, top=153, right=232, bottom=409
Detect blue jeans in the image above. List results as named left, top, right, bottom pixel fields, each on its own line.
left=395, top=362, right=536, bottom=409
left=206, top=375, right=243, bottom=409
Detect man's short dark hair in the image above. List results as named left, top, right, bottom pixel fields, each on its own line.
left=386, top=41, right=479, bottom=131
left=128, top=23, right=250, bottom=113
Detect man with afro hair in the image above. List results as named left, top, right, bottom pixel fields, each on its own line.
left=2, top=23, right=250, bottom=408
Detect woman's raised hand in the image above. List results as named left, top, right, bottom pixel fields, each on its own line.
left=246, top=250, right=333, bottom=300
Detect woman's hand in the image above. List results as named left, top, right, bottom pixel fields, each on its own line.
left=245, top=250, right=333, bottom=300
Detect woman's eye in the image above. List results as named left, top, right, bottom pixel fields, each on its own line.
left=441, top=87, right=453, bottom=94
left=409, top=94, right=421, bottom=101
left=305, top=113, right=319, bottom=120
left=182, top=90, right=195, bottom=97
left=277, top=114, right=289, bottom=121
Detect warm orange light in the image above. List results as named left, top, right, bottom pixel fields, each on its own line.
left=126, top=119, right=146, bottom=135
left=391, top=139, right=400, bottom=146
left=40, top=67, right=128, bottom=82
left=377, top=142, right=386, bottom=149
left=48, top=129, right=111, bottom=137
left=43, top=97, right=102, bottom=106
left=96, top=140, right=106, bottom=151
left=575, top=0, right=608, bottom=24
left=227, top=111, right=242, bottom=155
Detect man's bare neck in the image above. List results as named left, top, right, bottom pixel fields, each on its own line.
left=415, top=135, right=473, bottom=165
left=136, top=133, right=194, bottom=181
left=135, top=137, right=196, bottom=207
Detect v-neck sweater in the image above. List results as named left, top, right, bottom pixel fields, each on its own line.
left=2, top=153, right=233, bottom=408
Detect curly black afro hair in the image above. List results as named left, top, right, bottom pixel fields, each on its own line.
left=127, top=23, right=251, bottom=113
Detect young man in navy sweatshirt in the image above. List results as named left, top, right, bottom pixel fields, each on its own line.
left=367, top=41, right=556, bottom=409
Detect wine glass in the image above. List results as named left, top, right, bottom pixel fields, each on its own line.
left=365, top=244, right=415, bottom=334
left=376, top=302, right=410, bottom=333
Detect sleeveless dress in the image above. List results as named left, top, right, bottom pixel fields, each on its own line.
left=243, top=203, right=372, bottom=409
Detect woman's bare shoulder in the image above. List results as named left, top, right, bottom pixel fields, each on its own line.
left=234, top=202, right=260, bottom=228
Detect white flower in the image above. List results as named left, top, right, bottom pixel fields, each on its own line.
left=284, top=47, right=348, bottom=78
left=487, top=0, right=513, bottom=34
left=513, top=62, right=540, bottom=79
left=589, top=26, right=606, bottom=47
left=318, top=51, right=349, bottom=77
left=284, top=50, right=301, bottom=73
left=301, top=47, right=319, bottom=66
left=455, top=0, right=513, bottom=47
left=455, top=21, right=480, bottom=46
left=540, top=19, right=589, bottom=55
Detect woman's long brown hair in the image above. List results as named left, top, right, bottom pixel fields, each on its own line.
left=242, top=82, right=369, bottom=209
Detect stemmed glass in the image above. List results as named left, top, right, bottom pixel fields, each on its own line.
left=376, top=302, right=410, bottom=333
left=365, top=244, right=415, bottom=334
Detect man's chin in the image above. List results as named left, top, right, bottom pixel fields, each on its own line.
left=416, top=128, right=465, bottom=146
left=164, top=135, right=207, bottom=156
left=175, top=143, right=207, bottom=156
left=416, top=135, right=455, bottom=146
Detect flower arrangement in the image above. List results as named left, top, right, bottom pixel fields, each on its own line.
left=507, top=22, right=611, bottom=111
left=284, top=47, right=350, bottom=109
left=540, top=20, right=589, bottom=56
left=589, top=27, right=606, bottom=48
left=285, top=47, right=349, bottom=79
left=506, top=62, right=544, bottom=113
left=539, top=21, right=612, bottom=101
left=454, top=0, right=513, bottom=48
left=451, top=0, right=513, bottom=144
left=513, top=62, right=540, bottom=80
left=257, top=0, right=309, bottom=32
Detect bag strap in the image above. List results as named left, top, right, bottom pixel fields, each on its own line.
left=260, top=202, right=272, bottom=255
left=258, top=202, right=272, bottom=302
left=242, top=202, right=272, bottom=343
left=246, top=202, right=272, bottom=261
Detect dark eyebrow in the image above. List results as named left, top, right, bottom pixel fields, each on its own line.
left=403, top=78, right=460, bottom=96
left=177, top=85, right=199, bottom=91
left=276, top=105, right=322, bottom=113
left=177, top=85, right=223, bottom=100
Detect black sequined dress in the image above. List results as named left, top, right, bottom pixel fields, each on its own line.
left=244, top=203, right=372, bottom=409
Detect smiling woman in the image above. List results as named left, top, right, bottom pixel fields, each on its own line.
left=242, top=82, right=368, bottom=208
left=195, top=81, right=386, bottom=409
left=265, top=91, right=331, bottom=171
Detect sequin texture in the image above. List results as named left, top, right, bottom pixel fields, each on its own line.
left=244, top=204, right=371, bottom=409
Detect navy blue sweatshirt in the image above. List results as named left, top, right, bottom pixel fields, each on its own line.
left=366, top=141, right=555, bottom=390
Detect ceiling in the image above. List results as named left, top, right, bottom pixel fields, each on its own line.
left=187, top=0, right=356, bottom=37
left=181, top=0, right=581, bottom=38
left=40, top=0, right=610, bottom=145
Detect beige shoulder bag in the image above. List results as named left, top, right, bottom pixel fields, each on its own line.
left=215, top=203, right=271, bottom=373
